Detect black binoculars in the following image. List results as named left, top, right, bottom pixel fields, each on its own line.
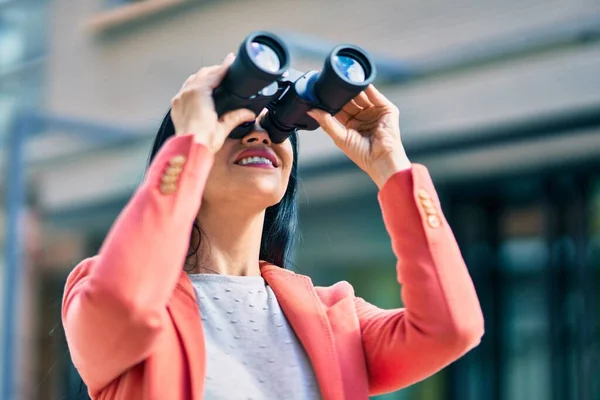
left=213, top=31, right=377, bottom=143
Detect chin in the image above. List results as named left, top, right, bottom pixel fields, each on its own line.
left=235, top=176, right=286, bottom=207
left=246, top=186, right=285, bottom=208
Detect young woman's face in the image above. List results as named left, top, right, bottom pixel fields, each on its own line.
left=202, top=118, right=294, bottom=211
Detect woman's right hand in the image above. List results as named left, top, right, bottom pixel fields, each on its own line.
left=170, top=53, right=256, bottom=153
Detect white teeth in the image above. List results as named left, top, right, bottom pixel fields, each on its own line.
left=239, top=156, right=273, bottom=166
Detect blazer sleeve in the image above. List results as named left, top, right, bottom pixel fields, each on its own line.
left=61, top=134, right=213, bottom=393
left=355, top=164, right=484, bottom=395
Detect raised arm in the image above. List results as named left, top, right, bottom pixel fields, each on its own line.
left=355, top=165, right=484, bottom=395
left=62, top=54, right=256, bottom=393
left=308, top=85, right=483, bottom=396
left=62, top=135, right=213, bottom=391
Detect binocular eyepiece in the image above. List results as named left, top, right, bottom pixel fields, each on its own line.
left=213, top=31, right=377, bottom=143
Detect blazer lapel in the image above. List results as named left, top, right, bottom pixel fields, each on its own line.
left=168, top=271, right=206, bottom=400
left=261, top=263, right=345, bottom=400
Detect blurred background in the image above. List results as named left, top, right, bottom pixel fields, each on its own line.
left=1, top=0, right=600, bottom=399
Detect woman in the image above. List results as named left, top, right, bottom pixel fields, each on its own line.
left=62, top=53, right=484, bottom=400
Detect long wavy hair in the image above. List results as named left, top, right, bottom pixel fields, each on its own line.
left=71, top=109, right=300, bottom=399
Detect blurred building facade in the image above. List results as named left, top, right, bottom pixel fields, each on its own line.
left=1, top=0, right=600, bottom=399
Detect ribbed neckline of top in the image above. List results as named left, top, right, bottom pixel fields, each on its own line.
left=188, top=273, right=266, bottom=287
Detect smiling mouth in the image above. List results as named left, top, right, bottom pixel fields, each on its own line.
left=235, top=156, right=275, bottom=168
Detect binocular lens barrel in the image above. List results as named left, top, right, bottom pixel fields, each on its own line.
left=214, top=31, right=377, bottom=143
left=221, top=32, right=289, bottom=99
left=314, top=45, right=376, bottom=111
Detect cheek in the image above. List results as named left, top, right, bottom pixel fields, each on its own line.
left=204, top=143, right=234, bottom=191
left=203, top=162, right=231, bottom=201
left=281, top=143, right=294, bottom=171
left=280, top=165, right=293, bottom=198
left=281, top=151, right=293, bottom=185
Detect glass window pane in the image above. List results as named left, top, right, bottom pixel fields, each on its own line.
left=499, top=205, right=551, bottom=400
left=0, top=21, right=24, bottom=72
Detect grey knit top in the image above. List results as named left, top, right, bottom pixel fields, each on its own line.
left=189, top=274, right=322, bottom=400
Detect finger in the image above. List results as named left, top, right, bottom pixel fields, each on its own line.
left=342, top=100, right=363, bottom=116
left=191, top=53, right=233, bottom=81
left=220, top=52, right=236, bottom=68
left=209, top=53, right=236, bottom=78
left=194, top=64, right=221, bottom=78
left=181, top=74, right=196, bottom=89
left=337, top=100, right=363, bottom=124
left=353, top=91, right=372, bottom=109
left=196, top=53, right=234, bottom=74
left=307, top=109, right=347, bottom=145
left=257, top=107, right=269, bottom=119
left=218, top=108, right=256, bottom=136
left=187, top=66, right=221, bottom=91
left=334, top=109, right=353, bottom=125
left=364, top=84, right=394, bottom=107
left=255, top=108, right=270, bottom=128
left=201, top=53, right=236, bottom=89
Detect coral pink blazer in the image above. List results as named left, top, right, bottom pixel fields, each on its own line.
left=62, top=134, right=484, bottom=400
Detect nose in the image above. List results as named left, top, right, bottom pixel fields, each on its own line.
left=241, top=130, right=272, bottom=147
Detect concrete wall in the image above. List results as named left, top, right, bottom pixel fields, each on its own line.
left=22, top=0, right=600, bottom=212
left=46, top=0, right=600, bottom=123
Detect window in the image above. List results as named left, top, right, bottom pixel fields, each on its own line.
left=0, top=15, right=25, bottom=73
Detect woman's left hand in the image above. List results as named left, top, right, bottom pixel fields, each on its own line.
left=308, top=85, right=411, bottom=189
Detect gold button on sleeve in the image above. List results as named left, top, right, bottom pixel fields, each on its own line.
left=427, top=214, right=441, bottom=228
left=424, top=206, right=437, bottom=216
left=161, top=174, right=179, bottom=184
left=417, top=189, right=431, bottom=200
left=169, top=155, right=186, bottom=166
left=164, top=166, right=183, bottom=177
left=421, top=198, right=434, bottom=209
left=160, top=183, right=177, bottom=195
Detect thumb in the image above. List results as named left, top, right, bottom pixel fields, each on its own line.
left=218, top=108, right=256, bottom=135
left=308, top=109, right=347, bottom=145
